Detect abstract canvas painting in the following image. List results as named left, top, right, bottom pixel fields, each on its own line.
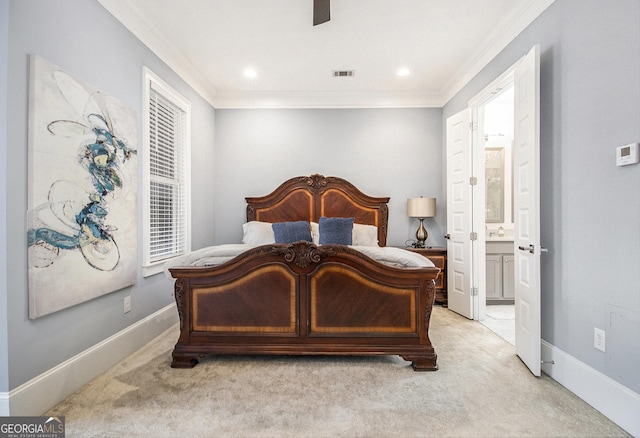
left=27, top=55, right=138, bottom=318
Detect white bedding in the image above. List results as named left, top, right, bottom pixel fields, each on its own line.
left=351, top=246, right=434, bottom=268
left=163, top=244, right=433, bottom=279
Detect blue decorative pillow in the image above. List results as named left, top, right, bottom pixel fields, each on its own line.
left=318, top=216, right=354, bottom=245
left=272, top=221, right=312, bottom=244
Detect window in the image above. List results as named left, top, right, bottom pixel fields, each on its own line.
left=142, top=67, right=191, bottom=276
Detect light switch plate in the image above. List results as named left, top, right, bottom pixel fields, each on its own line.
left=594, top=327, right=606, bottom=352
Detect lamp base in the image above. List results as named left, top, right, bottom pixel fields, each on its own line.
left=415, top=218, right=428, bottom=248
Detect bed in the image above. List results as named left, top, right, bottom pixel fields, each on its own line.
left=167, top=174, right=440, bottom=371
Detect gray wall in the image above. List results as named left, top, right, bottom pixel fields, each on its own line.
left=443, top=0, right=640, bottom=393
left=3, top=0, right=216, bottom=390
left=213, top=108, right=444, bottom=248
left=1, top=0, right=10, bottom=393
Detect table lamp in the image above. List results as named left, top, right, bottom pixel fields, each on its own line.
left=407, top=197, right=436, bottom=248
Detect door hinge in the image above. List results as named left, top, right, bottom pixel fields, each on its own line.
left=470, top=232, right=478, bottom=241
left=471, top=287, right=478, bottom=296
left=470, top=176, right=477, bottom=185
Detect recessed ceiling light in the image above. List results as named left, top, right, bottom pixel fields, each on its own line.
left=244, top=69, right=257, bottom=78
left=397, top=68, right=410, bottom=77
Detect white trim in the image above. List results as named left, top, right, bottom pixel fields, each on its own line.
left=142, top=260, right=164, bottom=277
left=468, top=66, right=516, bottom=109
left=466, top=57, right=520, bottom=323
left=211, top=90, right=443, bottom=109
left=440, top=0, right=555, bottom=105
left=541, top=340, right=640, bottom=437
left=98, top=0, right=218, bottom=107
left=0, top=304, right=178, bottom=416
left=142, top=67, right=192, bottom=275
left=143, top=66, right=192, bottom=111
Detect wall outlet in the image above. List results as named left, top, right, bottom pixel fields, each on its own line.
left=594, top=327, right=605, bottom=352
left=123, top=295, right=131, bottom=314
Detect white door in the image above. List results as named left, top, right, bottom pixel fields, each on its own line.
left=446, top=109, right=474, bottom=319
left=513, top=45, right=541, bottom=376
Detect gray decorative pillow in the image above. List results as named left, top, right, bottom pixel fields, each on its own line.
left=318, top=216, right=354, bottom=245
left=272, top=221, right=312, bottom=244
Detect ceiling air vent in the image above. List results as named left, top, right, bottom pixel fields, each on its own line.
left=332, top=70, right=355, bottom=77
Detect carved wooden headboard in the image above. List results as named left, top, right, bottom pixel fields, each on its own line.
left=245, top=174, right=390, bottom=246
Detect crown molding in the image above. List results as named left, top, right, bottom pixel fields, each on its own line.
left=99, top=0, right=554, bottom=109
left=97, top=0, right=219, bottom=107
left=439, top=0, right=555, bottom=105
left=212, top=90, right=442, bottom=109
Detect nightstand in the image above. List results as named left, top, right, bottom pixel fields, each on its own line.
left=403, top=247, right=447, bottom=306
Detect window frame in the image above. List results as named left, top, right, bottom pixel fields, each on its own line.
left=142, top=67, right=191, bottom=277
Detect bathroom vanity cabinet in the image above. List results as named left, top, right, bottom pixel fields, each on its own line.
left=486, top=241, right=514, bottom=303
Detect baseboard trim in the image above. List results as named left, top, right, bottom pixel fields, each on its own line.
left=0, top=303, right=178, bottom=416
left=541, top=340, right=640, bottom=437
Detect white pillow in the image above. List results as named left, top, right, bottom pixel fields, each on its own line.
left=242, top=221, right=275, bottom=245
left=311, top=221, right=379, bottom=246
left=311, top=222, right=320, bottom=244
left=353, top=223, right=379, bottom=247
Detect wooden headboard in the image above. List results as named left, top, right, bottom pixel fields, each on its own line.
left=246, top=174, right=390, bottom=246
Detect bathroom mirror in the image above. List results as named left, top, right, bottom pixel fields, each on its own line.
left=485, top=147, right=504, bottom=223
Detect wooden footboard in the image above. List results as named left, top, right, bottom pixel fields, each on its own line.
left=169, top=242, right=440, bottom=371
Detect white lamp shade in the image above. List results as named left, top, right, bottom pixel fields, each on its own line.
left=407, top=197, right=436, bottom=218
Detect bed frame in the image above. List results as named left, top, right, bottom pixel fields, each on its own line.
left=169, top=174, right=440, bottom=371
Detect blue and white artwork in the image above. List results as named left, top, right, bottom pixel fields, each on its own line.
left=27, top=55, right=138, bottom=319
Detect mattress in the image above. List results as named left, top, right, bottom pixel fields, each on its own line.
left=163, top=244, right=433, bottom=279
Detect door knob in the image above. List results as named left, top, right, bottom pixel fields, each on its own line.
left=518, top=244, right=535, bottom=254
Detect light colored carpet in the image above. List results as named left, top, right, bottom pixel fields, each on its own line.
left=46, top=307, right=630, bottom=437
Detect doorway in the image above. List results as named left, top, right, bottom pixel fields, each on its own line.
left=446, top=45, right=541, bottom=375
left=478, top=85, right=515, bottom=346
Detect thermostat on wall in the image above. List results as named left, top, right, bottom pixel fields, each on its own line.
left=616, top=143, right=639, bottom=166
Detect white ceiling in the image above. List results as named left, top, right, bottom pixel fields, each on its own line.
left=98, top=0, right=553, bottom=108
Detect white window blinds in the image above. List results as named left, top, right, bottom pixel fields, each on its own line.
left=149, top=88, right=187, bottom=262
left=143, top=68, right=191, bottom=273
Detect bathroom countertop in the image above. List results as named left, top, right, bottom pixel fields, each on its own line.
left=486, top=236, right=514, bottom=242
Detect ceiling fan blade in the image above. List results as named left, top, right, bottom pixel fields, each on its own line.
left=313, top=0, right=330, bottom=26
